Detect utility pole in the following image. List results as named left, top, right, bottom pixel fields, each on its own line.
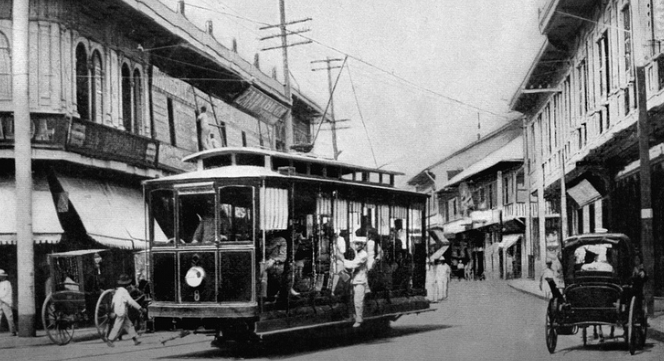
left=632, top=0, right=655, bottom=316
left=311, top=57, right=343, bottom=159
left=13, top=0, right=35, bottom=337
left=259, top=0, right=311, bottom=152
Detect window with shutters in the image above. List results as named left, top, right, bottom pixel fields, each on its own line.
left=132, top=69, right=143, bottom=135
left=0, top=32, right=11, bottom=100
left=75, top=44, right=90, bottom=120
left=90, top=50, right=103, bottom=124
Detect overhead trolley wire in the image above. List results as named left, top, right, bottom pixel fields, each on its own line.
left=346, top=62, right=378, bottom=168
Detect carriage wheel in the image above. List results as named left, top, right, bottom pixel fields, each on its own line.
left=41, top=294, right=75, bottom=345
left=95, top=289, right=114, bottom=341
left=627, top=296, right=647, bottom=355
left=545, top=299, right=558, bottom=354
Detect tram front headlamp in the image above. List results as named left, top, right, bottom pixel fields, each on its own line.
left=184, top=266, right=206, bottom=288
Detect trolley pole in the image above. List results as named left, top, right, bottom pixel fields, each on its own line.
left=311, top=57, right=343, bottom=159
left=13, top=0, right=36, bottom=337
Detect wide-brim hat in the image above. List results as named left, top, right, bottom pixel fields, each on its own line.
left=117, top=273, right=132, bottom=286
left=0, top=269, right=7, bottom=277
left=352, top=236, right=367, bottom=244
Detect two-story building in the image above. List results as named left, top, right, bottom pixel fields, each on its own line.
left=407, top=120, right=527, bottom=278
left=0, top=0, right=326, bottom=319
left=511, top=0, right=664, bottom=304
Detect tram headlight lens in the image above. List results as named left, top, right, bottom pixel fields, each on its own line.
left=184, top=266, right=206, bottom=288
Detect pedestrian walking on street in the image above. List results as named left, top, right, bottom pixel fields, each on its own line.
left=0, top=269, right=16, bottom=336
left=539, top=260, right=556, bottom=299
left=106, top=274, right=145, bottom=347
left=456, top=260, right=465, bottom=281
left=437, top=260, right=451, bottom=300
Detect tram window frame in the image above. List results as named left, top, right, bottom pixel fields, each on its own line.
left=218, top=185, right=255, bottom=243
left=150, top=189, right=177, bottom=247
left=178, top=191, right=216, bottom=245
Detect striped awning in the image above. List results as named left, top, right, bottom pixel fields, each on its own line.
left=56, top=175, right=148, bottom=250
left=0, top=175, right=63, bottom=245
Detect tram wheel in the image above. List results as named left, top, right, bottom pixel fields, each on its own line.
left=42, top=294, right=75, bottom=345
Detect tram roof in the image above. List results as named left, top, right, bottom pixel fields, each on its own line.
left=182, top=147, right=404, bottom=176
left=146, top=148, right=424, bottom=196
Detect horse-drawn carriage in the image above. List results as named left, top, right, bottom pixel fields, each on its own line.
left=41, top=249, right=150, bottom=345
left=544, top=232, right=648, bottom=355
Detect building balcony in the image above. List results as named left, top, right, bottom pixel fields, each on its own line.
left=0, top=115, right=160, bottom=170
left=469, top=209, right=501, bottom=229
left=503, top=201, right=558, bottom=220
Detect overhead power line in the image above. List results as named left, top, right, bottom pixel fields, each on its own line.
left=177, top=2, right=510, bottom=120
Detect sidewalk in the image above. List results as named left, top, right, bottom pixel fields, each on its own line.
left=508, top=279, right=664, bottom=340
left=0, top=326, right=101, bottom=349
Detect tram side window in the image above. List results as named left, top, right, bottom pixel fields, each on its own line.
left=151, top=189, right=176, bottom=246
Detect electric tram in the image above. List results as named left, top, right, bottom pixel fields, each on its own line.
left=144, top=147, right=433, bottom=344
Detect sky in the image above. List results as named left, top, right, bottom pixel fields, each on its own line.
left=159, top=0, right=546, bottom=187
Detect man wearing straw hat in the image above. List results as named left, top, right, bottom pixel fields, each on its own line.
left=106, top=274, right=145, bottom=347
left=0, top=269, right=16, bottom=336
left=342, top=234, right=369, bottom=328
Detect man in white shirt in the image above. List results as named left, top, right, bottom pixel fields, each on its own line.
left=342, top=237, right=368, bottom=328
left=106, top=274, right=145, bottom=347
left=0, top=269, right=16, bottom=336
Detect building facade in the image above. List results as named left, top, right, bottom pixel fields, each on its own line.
left=511, top=0, right=664, bottom=304
left=0, top=0, right=325, bottom=322
left=407, top=121, right=554, bottom=280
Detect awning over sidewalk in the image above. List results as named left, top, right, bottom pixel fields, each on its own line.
left=0, top=175, right=63, bottom=245
left=56, top=175, right=148, bottom=250
left=498, top=234, right=522, bottom=249
left=428, top=228, right=451, bottom=246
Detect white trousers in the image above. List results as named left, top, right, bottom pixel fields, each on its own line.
left=352, top=283, right=366, bottom=323
left=0, top=302, right=15, bottom=333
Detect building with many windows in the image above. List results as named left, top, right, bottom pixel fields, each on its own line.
left=0, top=0, right=325, bottom=317
left=407, top=121, right=541, bottom=279
left=511, top=0, right=663, bottom=302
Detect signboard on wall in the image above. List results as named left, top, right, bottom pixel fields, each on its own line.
left=233, top=86, right=288, bottom=125
left=66, top=119, right=159, bottom=167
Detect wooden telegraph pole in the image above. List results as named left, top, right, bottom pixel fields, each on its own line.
left=13, top=0, right=36, bottom=336
left=632, top=0, right=655, bottom=315
left=259, top=0, right=311, bottom=152
left=311, top=57, right=345, bottom=159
